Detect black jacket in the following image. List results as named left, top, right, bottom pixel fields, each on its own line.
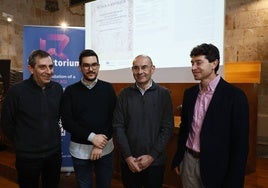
left=172, top=78, right=249, bottom=188
left=0, top=76, right=63, bottom=158
left=113, top=81, right=174, bottom=166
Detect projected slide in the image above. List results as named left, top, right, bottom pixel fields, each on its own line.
left=85, top=0, right=224, bottom=82
left=89, top=0, right=133, bottom=69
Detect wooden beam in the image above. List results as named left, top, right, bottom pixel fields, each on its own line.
left=224, top=62, right=261, bottom=83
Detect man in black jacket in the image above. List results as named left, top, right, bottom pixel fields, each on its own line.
left=1, top=50, right=63, bottom=188
left=172, top=43, right=249, bottom=188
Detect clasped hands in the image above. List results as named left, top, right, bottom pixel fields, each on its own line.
left=90, top=134, right=108, bottom=160
left=125, top=155, right=154, bottom=173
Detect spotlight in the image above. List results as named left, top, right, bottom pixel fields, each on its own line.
left=6, top=17, right=12, bottom=22
left=60, top=22, right=68, bottom=28
left=2, top=12, right=14, bottom=22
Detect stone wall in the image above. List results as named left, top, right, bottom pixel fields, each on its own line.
left=0, top=0, right=84, bottom=70
left=0, top=0, right=268, bottom=154
left=225, top=0, right=268, bottom=155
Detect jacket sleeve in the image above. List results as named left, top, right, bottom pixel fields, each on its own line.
left=60, top=86, right=91, bottom=140
left=223, top=88, right=249, bottom=187
left=171, top=89, right=190, bottom=169
left=149, top=88, right=174, bottom=160
left=113, top=90, right=132, bottom=159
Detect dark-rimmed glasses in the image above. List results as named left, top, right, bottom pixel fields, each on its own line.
left=81, top=63, right=99, bottom=70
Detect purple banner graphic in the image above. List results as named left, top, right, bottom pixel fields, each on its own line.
left=23, top=26, right=85, bottom=171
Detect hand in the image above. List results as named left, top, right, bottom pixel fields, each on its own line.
left=136, top=155, right=154, bottom=170
left=174, top=166, right=180, bottom=175
left=92, top=134, right=108, bottom=149
left=125, top=156, right=142, bottom=173
left=90, top=147, right=102, bottom=160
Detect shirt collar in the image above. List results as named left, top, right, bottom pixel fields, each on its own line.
left=136, top=79, right=153, bottom=95
left=29, top=75, right=51, bottom=90
left=81, top=78, right=98, bottom=89
left=199, top=75, right=221, bottom=92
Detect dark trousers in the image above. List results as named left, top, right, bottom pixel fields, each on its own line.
left=121, top=162, right=165, bottom=188
left=15, top=151, right=61, bottom=188
left=72, top=151, right=114, bottom=188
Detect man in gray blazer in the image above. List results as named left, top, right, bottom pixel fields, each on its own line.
left=172, top=43, right=249, bottom=188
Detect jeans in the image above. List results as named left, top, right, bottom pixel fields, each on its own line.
left=121, top=162, right=165, bottom=188
left=15, top=151, right=61, bottom=188
left=72, top=151, right=114, bottom=188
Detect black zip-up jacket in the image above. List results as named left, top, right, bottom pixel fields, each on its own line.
left=0, top=76, right=63, bottom=158
left=113, top=81, right=174, bottom=166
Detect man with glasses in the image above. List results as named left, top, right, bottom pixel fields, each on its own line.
left=61, top=49, right=117, bottom=188
left=113, top=55, right=174, bottom=188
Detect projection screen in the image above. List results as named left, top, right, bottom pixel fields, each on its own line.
left=85, top=0, right=225, bottom=82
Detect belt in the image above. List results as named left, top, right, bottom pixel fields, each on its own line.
left=186, top=147, right=200, bottom=158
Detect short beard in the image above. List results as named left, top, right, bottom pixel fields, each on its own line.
left=83, top=73, right=97, bottom=83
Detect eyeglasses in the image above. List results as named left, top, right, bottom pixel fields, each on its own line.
left=132, top=65, right=152, bottom=72
left=81, top=63, right=100, bottom=70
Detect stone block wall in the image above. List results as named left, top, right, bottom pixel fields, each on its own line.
left=0, top=0, right=84, bottom=70
left=225, top=0, right=268, bottom=155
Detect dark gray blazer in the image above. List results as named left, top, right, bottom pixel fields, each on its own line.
left=172, top=78, right=249, bottom=188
